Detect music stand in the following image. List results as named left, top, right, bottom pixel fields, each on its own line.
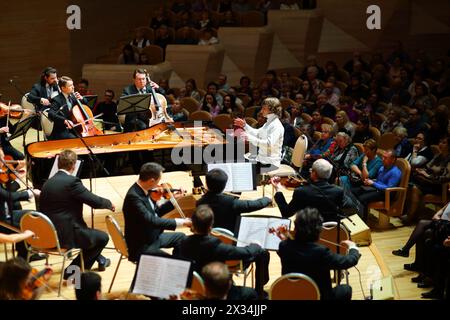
left=117, top=93, right=151, bottom=116
left=84, top=95, right=98, bottom=110
left=8, top=115, right=35, bottom=142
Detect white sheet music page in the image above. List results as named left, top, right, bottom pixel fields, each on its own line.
left=237, top=217, right=290, bottom=250
left=236, top=217, right=268, bottom=248
left=265, top=218, right=291, bottom=250
left=48, top=155, right=82, bottom=179
left=230, top=163, right=254, bottom=192
left=207, top=163, right=253, bottom=192
left=132, top=255, right=191, bottom=299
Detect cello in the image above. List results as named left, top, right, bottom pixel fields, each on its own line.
left=144, top=71, right=173, bottom=127
left=70, top=94, right=103, bottom=137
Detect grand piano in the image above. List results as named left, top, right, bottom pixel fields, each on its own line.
left=26, top=122, right=230, bottom=189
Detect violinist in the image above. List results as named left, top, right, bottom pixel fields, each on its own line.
left=0, top=148, right=42, bottom=260
left=122, top=68, right=162, bottom=132
left=0, top=103, right=30, bottom=161
left=27, top=66, right=59, bottom=112
left=275, top=207, right=361, bottom=300
left=271, top=159, right=353, bottom=222
left=197, top=168, right=272, bottom=232
left=39, top=150, right=115, bottom=278
left=47, top=76, right=88, bottom=140
left=122, top=162, right=191, bottom=262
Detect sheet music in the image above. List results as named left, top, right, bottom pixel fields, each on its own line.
left=48, top=155, right=82, bottom=179
left=207, top=162, right=254, bottom=192
left=237, top=217, right=290, bottom=250
left=265, top=218, right=291, bottom=250
left=132, top=255, right=191, bottom=299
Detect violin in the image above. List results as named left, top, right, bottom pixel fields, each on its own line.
left=70, top=93, right=103, bottom=137
left=0, top=102, right=33, bottom=119
left=149, top=183, right=183, bottom=202
left=261, top=175, right=307, bottom=189
left=0, top=155, right=26, bottom=184
left=21, top=267, right=53, bottom=300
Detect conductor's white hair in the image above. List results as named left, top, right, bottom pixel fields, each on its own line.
left=312, top=159, right=333, bottom=180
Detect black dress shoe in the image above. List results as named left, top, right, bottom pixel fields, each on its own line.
left=411, top=274, right=424, bottom=283
left=404, top=263, right=419, bottom=272
left=29, top=253, right=48, bottom=262
left=417, top=277, right=433, bottom=288
left=98, top=258, right=111, bottom=272
left=421, top=289, right=443, bottom=299
left=392, top=249, right=409, bottom=257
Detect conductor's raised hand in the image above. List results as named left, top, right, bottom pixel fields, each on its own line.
left=233, top=118, right=246, bottom=128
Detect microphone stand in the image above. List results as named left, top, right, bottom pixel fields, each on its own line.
left=57, top=96, right=110, bottom=228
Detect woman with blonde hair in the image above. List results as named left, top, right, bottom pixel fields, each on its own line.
left=332, top=110, right=355, bottom=138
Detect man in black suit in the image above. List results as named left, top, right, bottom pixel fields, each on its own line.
left=27, top=67, right=59, bottom=112
left=122, top=162, right=191, bottom=262
left=271, top=159, right=352, bottom=221
left=121, top=69, right=161, bottom=132
left=47, top=76, right=88, bottom=140
left=0, top=149, right=41, bottom=260
left=39, top=149, right=115, bottom=276
left=276, top=207, right=361, bottom=300
left=179, top=205, right=270, bottom=299
left=197, top=168, right=272, bottom=233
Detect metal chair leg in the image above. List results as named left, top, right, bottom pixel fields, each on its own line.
left=108, top=255, right=123, bottom=293
left=59, top=255, right=67, bottom=297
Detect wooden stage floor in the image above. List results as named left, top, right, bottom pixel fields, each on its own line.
left=1, top=170, right=427, bottom=300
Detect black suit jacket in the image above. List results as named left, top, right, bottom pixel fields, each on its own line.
left=179, top=234, right=264, bottom=272
left=278, top=240, right=361, bottom=300
left=48, top=93, right=88, bottom=138
left=40, top=171, right=113, bottom=248
left=0, top=186, right=30, bottom=222
left=122, top=183, right=176, bottom=262
left=274, top=180, right=350, bottom=221
left=27, top=82, right=54, bottom=111
left=197, top=192, right=271, bottom=233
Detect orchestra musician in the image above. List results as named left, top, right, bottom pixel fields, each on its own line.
left=233, top=97, right=285, bottom=172
left=39, top=150, right=115, bottom=277
left=47, top=76, right=88, bottom=140
left=27, top=67, right=59, bottom=112
left=122, top=162, right=191, bottom=262
left=0, top=148, right=41, bottom=261
left=121, top=68, right=162, bottom=132
left=271, top=159, right=352, bottom=221
left=275, top=207, right=361, bottom=300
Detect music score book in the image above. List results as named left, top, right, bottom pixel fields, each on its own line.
left=207, top=162, right=256, bottom=192
left=236, top=216, right=291, bottom=251
left=48, top=155, right=82, bottom=179
left=131, top=254, right=193, bottom=299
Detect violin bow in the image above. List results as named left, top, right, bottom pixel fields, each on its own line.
left=163, top=184, right=186, bottom=219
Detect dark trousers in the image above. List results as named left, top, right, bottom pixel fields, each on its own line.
left=66, top=228, right=109, bottom=275
left=1, top=140, right=25, bottom=160
left=351, top=186, right=385, bottom=221
left=141, top=232, right=187, bottom=258
left=331, top=284, right=352, bottom=300
left=244, top=249, right=270, bottom=298
left=0, top=210, right=29, bottom=259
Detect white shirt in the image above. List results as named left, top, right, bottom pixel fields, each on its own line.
left=244, top=113, right=284, bottom=167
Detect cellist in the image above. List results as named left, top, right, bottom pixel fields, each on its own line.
left=47, top=76, right=88, bottom=140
